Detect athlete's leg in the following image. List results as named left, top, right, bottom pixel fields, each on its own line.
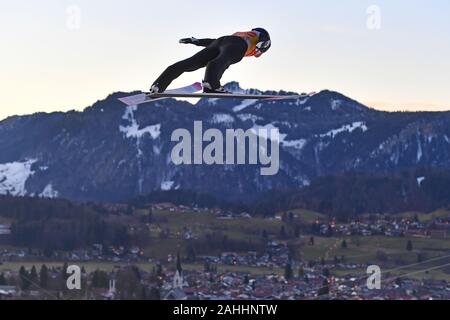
left=152, top=46, right=219, bottom=92
left=204, top=37, right=247, bottom=89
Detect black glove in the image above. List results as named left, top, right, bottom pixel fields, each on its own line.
left=179, top=37, right=199, bottom=45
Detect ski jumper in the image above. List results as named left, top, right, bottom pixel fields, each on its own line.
left=152, top=31, right=263, bottom=92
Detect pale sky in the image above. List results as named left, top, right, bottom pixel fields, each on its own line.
left=1, top=0, right=450, bottom=120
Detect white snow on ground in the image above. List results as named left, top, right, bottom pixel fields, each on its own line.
left=251, top=123, right=287, bottom=143
left=120, top=122, right=161, bottom=139
left=161, top=181, right=175, bottom=191
left=120, top=105, right=161, bottom=140
left=122, top=105, right=137, bottom=121
left=320, top=122, right=368, bottom=138
left=282, top=139, right=307, bottom=150
left=237, top=113, right=262, bottom=123
left=210, top=113, right=235, bottom=124
left=250, top=123, right=307, bottom=150
left=208, top=98, right=219, bottom=106
left=331, top=99, right=343, bottom=110
left=233, top=100, right=258, bottom=112
left=289, top=97, right=310, bottom=106
left=119, top=105, right=161, bottom=193
left=417, top=176, right=425, bottom=187
left=40, top=184, right=59, bottom=198
left=0, top=159, right=37, bottom=196
left=417, top=132, right=423, bottom=162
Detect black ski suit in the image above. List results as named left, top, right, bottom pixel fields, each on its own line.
left=152, top=36, right=248, bottom=92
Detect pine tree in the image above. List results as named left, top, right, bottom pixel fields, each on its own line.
left=62, top=262, right=69, bottom=280
left=284, top=263, right=293, bottom=280
left=186, top=244, right=196, bottom=262
left=298, top=267, right=305, bottom=278
left=156, top=263, right=162, bottom=276
left=318, top=279, right=330, bottom=296
left=176, top=250, right=182, bottom=273
left=30, top=265, right=38, bottom=288
left=279, top=226, right=287, bottom=239
left=0, top=273, right=7, bottom=285
left=40, top=265, right=49, bottom=288
left=288, top=212, right=294, bottom=221
left=406, top=240, right=413, bottom=251
left=294, top=225, right=301, bottom=238
left=19, top=266, right=31, bottom=290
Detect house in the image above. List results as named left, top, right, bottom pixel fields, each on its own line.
left=0, top=285, right=19, bottom=298
left=0, top=224, right=11, bottom=235
left=164, top=288, right=187, bottom=300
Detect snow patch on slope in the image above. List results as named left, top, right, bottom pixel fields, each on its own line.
left=282, top=139, right=307, bottom=150
left=320, top=122, right=368, bottom=138
left=331, top=99, right=343, bottom=110
left=120, top=123, right=161, bottom=139
left=249, top=123, right=307, bottom=150
left=119, top=105, right=161, bottom=193
left=161, top=181, right=175, bottom=191
left=417, top=176, right=425, bottom=187
left=289, top=97, right=310, bottom=106
left=416, top=132, right=423, bottom=162
left=233, top=100, right=258, bottom=112
left=207, top=98, right=219, bottom=106
left=210, top=113, right=235, bottom=124
left=40, top=184, right=59, bottom=198
left=251, top=123, right=286, bottom=143
left=120, top=105, right=161, bottom=140
left=0, top=159, right=37, bottom=196
left=237, top=114, right=262, bottom=123
left=445, top=135, right=450, bottom=144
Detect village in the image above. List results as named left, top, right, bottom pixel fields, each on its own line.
left=1, top=203, right=450, bottom=300
left=1, top=250, right=449, bottom=300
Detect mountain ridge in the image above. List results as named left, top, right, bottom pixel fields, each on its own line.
left=1, top=82, right=449, bottom=203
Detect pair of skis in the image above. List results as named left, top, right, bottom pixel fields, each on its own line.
left=118, top=82, right=315, bottom=106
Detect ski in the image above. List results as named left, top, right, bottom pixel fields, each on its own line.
left=119, top=83, right=315, bottom=106
left=118, top=82, right=203, bottom=106
left=147, top=91, right=316, bottom=101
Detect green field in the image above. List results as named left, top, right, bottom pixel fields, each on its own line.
left=394, top=209, right=450, bottom=222
left=2, top=208, right=450, bottom=280
left=0, top=261, right=282, bottom=276
left=152, top=210, right=283, bottom=238
left=298, top=235, right=450, bottom=262
left=277, top=209, right=326, bottom=224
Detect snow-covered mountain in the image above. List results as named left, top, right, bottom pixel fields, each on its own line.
left=1, top=82, right=449, bottom=202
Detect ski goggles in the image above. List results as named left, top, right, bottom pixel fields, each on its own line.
left=256, top=40, right=271, bottom=53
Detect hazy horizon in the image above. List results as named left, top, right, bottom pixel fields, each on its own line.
left=1, top=83, right=449, bottom=122
left=1, top=0, right=450, bottom=120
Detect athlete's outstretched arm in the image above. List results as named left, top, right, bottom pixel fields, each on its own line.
left=179, top=37, right=216, bottom=47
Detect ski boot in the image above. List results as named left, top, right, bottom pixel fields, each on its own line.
left=202, top=81, right=231, bottom=94
left=148, top=83, right=162, bottom=95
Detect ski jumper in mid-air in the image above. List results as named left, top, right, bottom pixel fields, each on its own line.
left=149, top=28, right=271, bottom=94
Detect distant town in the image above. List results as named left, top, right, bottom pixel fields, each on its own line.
left=1, top=202, right=450, bottom=300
